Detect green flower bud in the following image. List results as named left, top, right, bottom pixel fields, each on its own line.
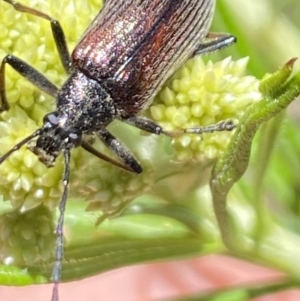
left=148, top=56, right=261, bottom=162
left=0, top=205, right=55, bottom=266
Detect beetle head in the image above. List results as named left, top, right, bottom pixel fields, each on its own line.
left=27, top=112, right=82, bottom=167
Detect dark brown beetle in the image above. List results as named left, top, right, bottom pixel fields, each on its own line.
left=0, top=0, right=236, bottom=300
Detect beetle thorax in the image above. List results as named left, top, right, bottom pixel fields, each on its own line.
left=56, top=70, right=119, bottom=132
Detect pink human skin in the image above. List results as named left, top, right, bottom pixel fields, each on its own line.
left=0, top=255, right=299, bottom=301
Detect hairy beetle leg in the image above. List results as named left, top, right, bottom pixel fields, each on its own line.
left=3, top=0, right=72, bottom=73
left=97, top=128, right=143, bottom=174
left=0, top=55, right=58, bottom=112
left=125, top=116, right=235, bottom=138
left=193, top=32, right=237, bottom=56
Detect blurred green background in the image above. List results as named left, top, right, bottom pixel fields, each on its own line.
left=215, top=0, right=300, bottom=78
left=213, top=0, right=300, bottom=231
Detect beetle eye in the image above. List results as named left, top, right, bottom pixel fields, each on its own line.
left=69, top=132, right=81, bottom=147
left=43, top=112, right=59, bottom=125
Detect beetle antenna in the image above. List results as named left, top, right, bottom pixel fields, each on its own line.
left=0, top=129, right=41, bottom=164
left=51, top=148, right=71, bottom=301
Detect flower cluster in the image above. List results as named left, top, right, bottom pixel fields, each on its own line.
left=0, top=0, right=261, bottom=217
left=148, top=56, right=261, bottom=162
left=0, top=205, right=55, bottom=266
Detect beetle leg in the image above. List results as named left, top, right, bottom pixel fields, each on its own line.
left=3, top=0, right=72, bottom=74
left=125, top=116, right=235, bottom=137
left=193, top=32, right=237, bottom=56
left=97, top=128, right=143, bottom=174
left=162, top=120, right=236, bottom=137
left=125, top=116, right=163, bottom=135
left=88, top=116, right=234, bottom=173
left=81, top=140, right=137, bottom=173
left=0, top=55, right=58, bottom=112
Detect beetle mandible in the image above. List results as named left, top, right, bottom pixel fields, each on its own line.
left=0, top=0, right=236, bottom=300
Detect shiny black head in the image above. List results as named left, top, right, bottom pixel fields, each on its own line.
left=27, top=112, right=82, bottom=167
left=0, top=111, right=81, bottom=167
